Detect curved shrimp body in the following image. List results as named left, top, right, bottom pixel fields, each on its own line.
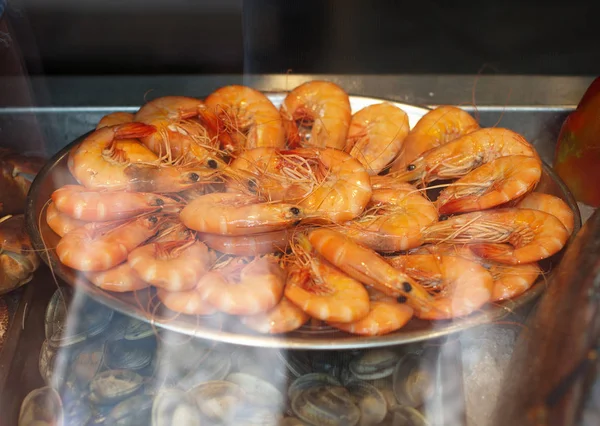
left=285, top=239, right=370, bottom=323
left=436, top=155, right=542, bottom=214
left=202, top=85, right=285, bottom=153
left=422, top=208, right=570, bottom=265
left=278, top=148, right=372, bottom=223
left=408, top=244, right=541, bottom=302
left=328, top=301, right=413, bottom=336
left=307, top=228, right=434, bottom=314
left=51, top=185, right=179, bottom=222
left=515, top=192, right=575, bottom=235
left=127, top=240, right=212, bottom=292
left=390, top=106, right=480, bottom=173
left=344, top=103, right=409, bottom=175
left=46, top=202, right=86, bottom=237
left=96, top=112, right=134, bottom=128
left=134, top=96, right=208, bottom=157
left=201, top=229, right=293, bottom=256
left=180, top=192, right=304, bottom=236
left=156, top=287, right=217, bottom=315
left=386, top=255, right=493, bottom=320
left=225, top=147, right=288, bottom=200
left=85, top=262, right=149, bottom=292
left=197, top=255, right=286, bottom=315
left=280, top=81, right=351, bottom=150
left=68, top=123, right=159, bottom=189
left=56, top=214, right=164, bottom=271
left=392, top=128, right=538, bottom=186
left=337, top=183, right=438, bottom=253
left=241, top=297, right=310, bottom=334
left=488, top=262, right=541, bottom=302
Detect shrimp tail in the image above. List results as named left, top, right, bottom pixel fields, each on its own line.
left=114, top=122, right=157, bottom=139
left=469, top=243, right=517, bottom=264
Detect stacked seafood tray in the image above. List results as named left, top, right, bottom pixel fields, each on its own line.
left=20, top=80, right=580, bottom=425
left=23, top=286, right=456, bottom=425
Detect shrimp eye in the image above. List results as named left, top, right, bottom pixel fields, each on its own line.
left=290, top=207, right=301, bottom=216
left=190, top=172, right=200, bottom=182
left=149, top=215, right=158, bottom=223
left=439, top=214, right=449, bottom=221
left=402, top=282, right=412, bottom=293
left=207, top=159, right=218, bottom=169
left=407, top=164, right=416, bottom=171
left=155, top=198, right=165, bottom=206
left=397, top=295, right=408, bottom=304
left=248, top=178, right=258, bottom=193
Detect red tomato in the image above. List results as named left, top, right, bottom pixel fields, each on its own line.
left=553, top=81, right=600, bottom=207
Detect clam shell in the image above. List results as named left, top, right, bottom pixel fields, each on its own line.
left=346, top=380, right=387, bottom=426
left=108, top=394, right=154, bottom=426
left=124, top=318, right=156, bottom=341
left=349, top=349, right=401, bottom=381
left=152, top=389, right=200, bottom=426
left=392, top=353, right=436, bottom=408
left=388, top=406, right=430, bottom=426
left=18, top=386, right=63, bottom=426
left=89, top=369, right=144, bottom=405
left=288, top=373, right=342, bottom=401
left=105, top=339, right=154, bottom=371
left=278, top=351, right=313, bottom=378
left=72, top=339, right=105, bottom=387
left=292, top=385, right=360, bottom=426
left=62, top=397, right=92, bottom=426
left=46, top=288, right=113, bottom=348
left=226, top=372, right=285, bottom=408
left=188, top=380, right=245, bottom=423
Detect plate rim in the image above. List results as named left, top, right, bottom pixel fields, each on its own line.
left=25, top=93, right=582, bottom=350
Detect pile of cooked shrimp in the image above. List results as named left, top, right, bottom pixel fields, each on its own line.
left=44, top=80, right=575, bottom=336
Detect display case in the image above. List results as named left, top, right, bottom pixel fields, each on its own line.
left=1, top=2, right=599, bottom=425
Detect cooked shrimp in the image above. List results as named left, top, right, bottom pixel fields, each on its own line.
left=284, top=236, right=370, bottom=323
left=225, top=147, right=288, bottom=200
left=277, top=148, right=372, bottom=223
left=156, top=287, right=217, bottom=315
left=69, top=123, right=214, bottom=192
left=390, top=106, right=479, bottom=172
left=328, top=301, right=413, bottom=336
left=337, top=183, right=438, bottom=253
left=96, top=112, right=134, bottom=128
left=241, top=297, right=310, bottom=334
left=280, top=81, right=351, bottom=150
left=488, top=262, right=541, bottom=302
left=436, top=155, right=542, bottom=214
left=180, top=192, right=304, bottom=236
left=46, top=202, right=85, bottom=237
left=386, top=255, right=493, bottom=320
left=202, top=85, right=285, bottom=153
left=86, top=262, right=149, bottom=292
left=56, top=214, right=164, bottom=271
left=197, top=255, right=286, bottom=315
left=422, top=208, right=570, bottom=265
left=391, top=128, right=538, bottom=186
left=68, top=122, right=158, bottom=188
left=128, top=240, right=212, bottom=291
left=344, top=103, right=409, bottom=175
left=307, top=228, right=435, bottom=314
left=408, top=244, right=541, bottom=302
left=200, top=229, right=293, bottom=256
left=51, top=185, right=179, bottom=222
left=515, top=192, right=575, bottom=235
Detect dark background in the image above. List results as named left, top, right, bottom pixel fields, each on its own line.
left=3, top=0, right=600, bottom=76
